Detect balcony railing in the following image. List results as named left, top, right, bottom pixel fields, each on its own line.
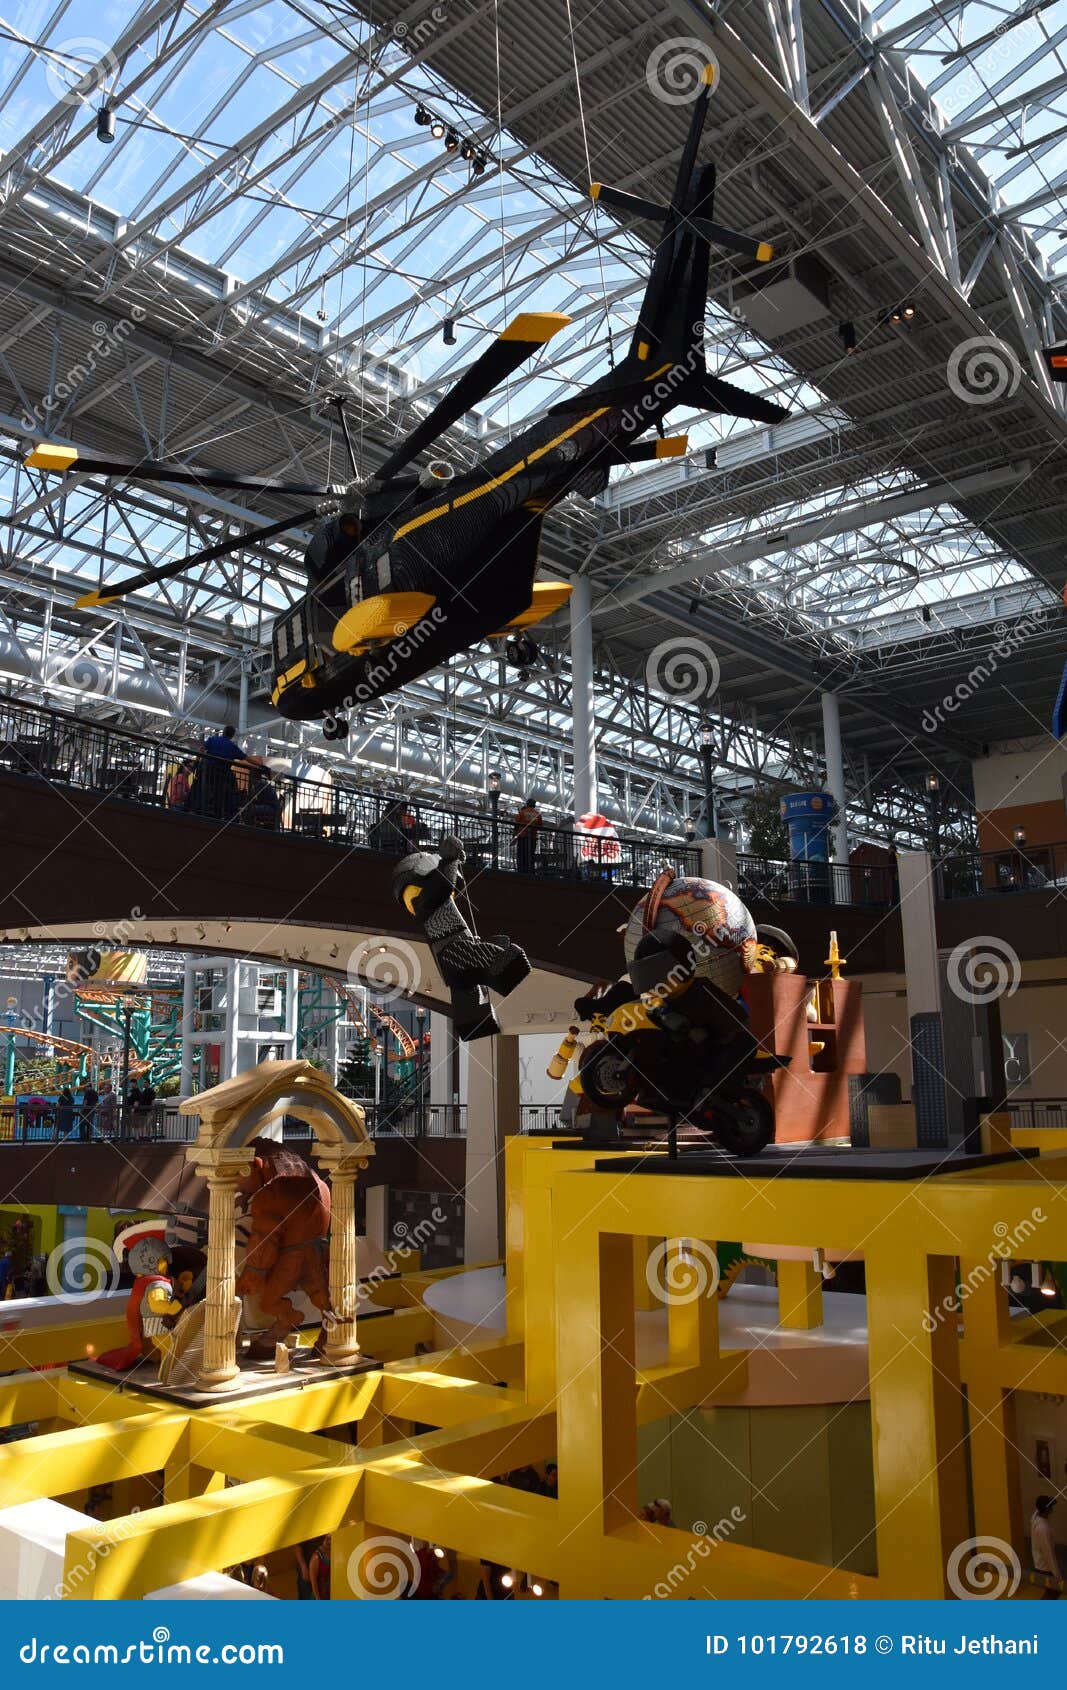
left=1006, top=1099, right=1067, bottom=1131
left=735, top=854, right=896, bottom=909
left=0, top=1099, right=578, bottom=1143
left=0, top=693, right=698, bottom=888
left=937, top=844, right=1067, bottom=899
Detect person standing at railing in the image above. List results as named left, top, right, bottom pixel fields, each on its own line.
left=51, top=1086, right=75, bottom=1142
left=188, top=724, right=266, bottom=821
left=513, top=796, right=543, bottom=875
left=96, top=1081, right=117, bottom=1140
left=78, top=1079, right=98, bottom=1142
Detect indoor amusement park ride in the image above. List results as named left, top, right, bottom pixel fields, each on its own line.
left=24, top=68, right=784, bottom=742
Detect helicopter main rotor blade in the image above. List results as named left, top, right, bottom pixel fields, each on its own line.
left=74, top=509, right=319, bottom=610
left=374, top=311, right=571, bottom=480
left=25, top=443, right=336, bottom=500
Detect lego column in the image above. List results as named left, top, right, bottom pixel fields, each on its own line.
left=464, top=1034, right=520, bottom=1262
left=820, top=690, right=849, bottom=862
left=319, top=1146, right=369, bottom=1365
left=195, top=1155, right=250, bottom=1389
left=569, top=573, right=597, bottom=816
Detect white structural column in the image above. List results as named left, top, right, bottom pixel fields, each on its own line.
left=569, top=574, right=597, bottom=817
left=820, top=690, right=849, bottom=863
left=463, top=1034, right=520, bottom=1263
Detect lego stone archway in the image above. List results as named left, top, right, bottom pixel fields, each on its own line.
left=181, top=1059, right=374, bottom=1390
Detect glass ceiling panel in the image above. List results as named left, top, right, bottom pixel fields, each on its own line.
left=0, top=0, right=1052, bottom=655
left=871, top=0, right=1067, bottom=276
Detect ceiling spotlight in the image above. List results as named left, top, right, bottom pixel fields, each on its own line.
left=444, top=127, right=460, bottom=152
left=703, top=446, right=718, bottom=469
left=902, top=301, right=916, bottom=319
left=838, top=319, right=857, bottom=354
left=1041, top=1268, right=1057, bottom=1297
left=460, top=138, right=476, bottom=162
left=414, top=104, right=431, bottom=127
left=429, top=116, right=446, bottom=140
left=443, top=318, right=456, bottom=345
left=925, top=771, right=940, bottom=795
left=471, top=151, right=488, bottom=175
left=96, top=104, right=116, bottom=144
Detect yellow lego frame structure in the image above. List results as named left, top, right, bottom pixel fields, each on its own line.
left=0, top=1135, right=1065, bottom=1599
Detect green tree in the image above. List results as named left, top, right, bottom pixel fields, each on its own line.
left=741, top=787, right=791, bottom=859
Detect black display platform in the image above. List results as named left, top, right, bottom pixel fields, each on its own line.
left=590, top=1144, right=1038, bottom=1180
left=68, top=1349, right=379, bottom=1407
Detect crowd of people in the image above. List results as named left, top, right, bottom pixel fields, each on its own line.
left=159, top=728, right=631, bottom=880
left=44, top=1077, right=157, bottom=1142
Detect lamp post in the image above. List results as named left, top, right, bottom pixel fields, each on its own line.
left=924, top=771, right=941, bottom=860
left=415, top=1005, right=426, bottom=1133
left=488, top=770, right=501, bottom=868
left=699, top=726, right=717, bottom=838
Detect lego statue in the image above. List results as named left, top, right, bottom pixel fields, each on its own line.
left=235, top=1138, right=334, bottom=1359
left=550, top=871, right=797, bottom=1155
left=98, top=1220, right=183, bottom=1371
left=392, top=835, right=531, bottom=1040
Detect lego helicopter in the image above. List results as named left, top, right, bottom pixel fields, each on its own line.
left=26, top=66, right=785, bottom=743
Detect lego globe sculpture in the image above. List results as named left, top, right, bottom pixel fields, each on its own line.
left=623, top=875, right=758, bottom=999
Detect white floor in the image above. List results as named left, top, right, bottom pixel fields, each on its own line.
left=425, top=1267, right=871, bottom=1407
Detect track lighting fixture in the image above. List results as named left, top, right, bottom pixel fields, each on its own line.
left=444, top=127, right=460, bottom=152
left=460, top=138, right=476, bottom=162
left=414, top=104, right=431, bottom=126
left=96, top=104, right=115, bottom=144
left=429, top=116, right=446, bottom=140
left=471, top=152, right=488, bottom=175
left=443, top=318, right=456, bottom=345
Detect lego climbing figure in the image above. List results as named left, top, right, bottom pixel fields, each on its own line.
left=393, top=835, right=531, bottom=1040
left=98, top=1220, right=183, bottom=1371
left=552, top=872, right=797, bottom=1155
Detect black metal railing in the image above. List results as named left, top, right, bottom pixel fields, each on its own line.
left=519, top=1104, right=568, bottom=1134
left=0, top=1101, right=191, bottom=1143
left=936, top=844, right=1067, bottom=899
left=1006, top=1099, right=1067, bottom=1131
left=282, top=1100, right=468, bottom=1140
left=0, top=693, right=698, bottom=888
left=735, top=854, right=896, bottom=909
